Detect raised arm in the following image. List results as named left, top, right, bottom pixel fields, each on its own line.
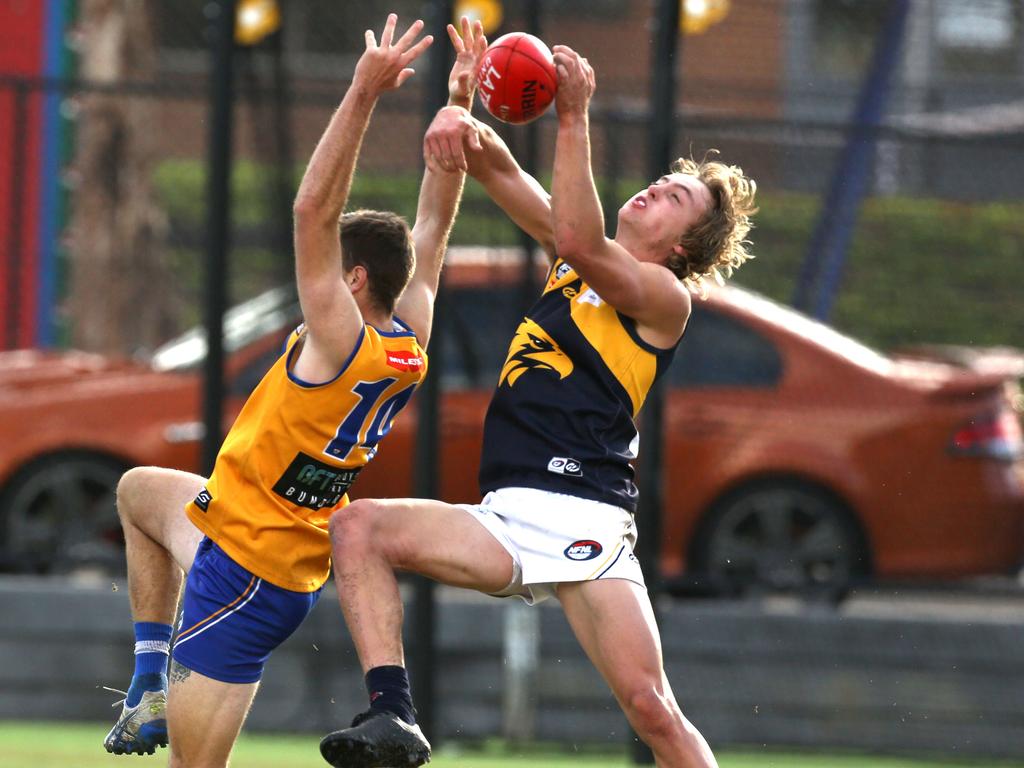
left=398, top=17, right=484, bottom=347
left=291, top=14, right=432, bottom=380
left=424, top=77, right=555, bottom=257
left=550, top=45, right=689, bottom=345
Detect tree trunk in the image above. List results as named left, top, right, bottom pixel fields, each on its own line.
left=66, top=0, right=177, bottom=356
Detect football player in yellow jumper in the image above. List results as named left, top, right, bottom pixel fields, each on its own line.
left=103, top=14, right=485, bottom=768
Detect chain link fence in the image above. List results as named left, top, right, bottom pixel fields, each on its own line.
left=1, top=0, right=1021, bottom=355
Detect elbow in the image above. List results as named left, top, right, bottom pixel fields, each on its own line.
left=553, top=227, right=601, bottom=265
left=293, top=194, right=334, bottom=231
left=292, top=193, right=318, bottom=223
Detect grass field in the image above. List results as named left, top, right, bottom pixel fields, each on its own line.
left=0, top=722, right=1016, bottom=768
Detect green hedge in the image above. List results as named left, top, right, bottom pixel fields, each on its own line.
left=154, top=161, right=1024, bottom=352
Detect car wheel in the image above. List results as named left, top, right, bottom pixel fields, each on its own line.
left=0, top=453, right=127, bottom=575
left=692, top=481, right=868, bottom=600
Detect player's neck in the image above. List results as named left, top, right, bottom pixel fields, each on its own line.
left=613, top=231, right=664, bottom=266
left=361, top=305, right=394, bottom=333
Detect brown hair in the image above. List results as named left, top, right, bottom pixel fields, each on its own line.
left=339, top=210, right=415, bottom=315
left=668, top=153, right=758, bottom=289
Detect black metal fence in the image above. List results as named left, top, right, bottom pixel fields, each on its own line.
left=2, top=0, right=1023, bottom=355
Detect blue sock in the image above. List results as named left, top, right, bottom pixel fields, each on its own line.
left=365, top=665, right=416, bottom=725
left=126, top=622, right=172, bottom=707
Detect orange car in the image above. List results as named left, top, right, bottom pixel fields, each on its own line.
left=1, top=253, right=1022, bottom=594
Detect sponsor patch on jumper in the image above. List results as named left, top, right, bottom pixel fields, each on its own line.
left=272, top=452, right=361, bottom=510
left=547, top=456, right=582, bottom=477
left=564, top=540, right=603, bottom=561
left=385, top=352, right=424, bottom=373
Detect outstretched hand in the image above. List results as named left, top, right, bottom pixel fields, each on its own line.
left=352, top=13, right=433, bottom=95
left=448, top=16, right=488, bottom=106
left=424, top=106, right=482, bottom=173
left=552, top=44, right=595, bottom=120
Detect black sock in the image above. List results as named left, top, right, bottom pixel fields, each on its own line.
left=365, top=665, right=416, bottom=725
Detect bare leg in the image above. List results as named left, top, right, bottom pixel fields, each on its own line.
left=329, top=498, right=514, bottom=672
left=166, top=659, right=259, bottom=768
left=321, top=498, right=515, bottom=767
left=557, top=579, right=718, bottom=768
left=117, top=466, right=206, bottom=623
left=104, top=467, right=208, bottom=755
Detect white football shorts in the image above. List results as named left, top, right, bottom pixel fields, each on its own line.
left=456, top=486, right=646, bottom=605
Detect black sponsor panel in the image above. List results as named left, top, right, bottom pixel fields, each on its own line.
left=193, top=488, right=212, bottom=512
left=272, top=452, right=361, bottom=510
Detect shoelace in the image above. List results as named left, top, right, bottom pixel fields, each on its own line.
left=102, top=685, right=128, bottom=708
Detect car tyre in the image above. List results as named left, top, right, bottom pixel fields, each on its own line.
left=691, top=480, right=869, bottom=602
left=0, top=452, right=127, bottom=575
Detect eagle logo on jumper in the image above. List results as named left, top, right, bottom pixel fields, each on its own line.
left=499, top=317, right=573, bottom=388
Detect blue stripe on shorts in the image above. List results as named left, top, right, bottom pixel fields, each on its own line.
left=172, top=537, right=322, bottom=684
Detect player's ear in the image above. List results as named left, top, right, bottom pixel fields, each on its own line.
left=346, top=265, right=369, bottom=292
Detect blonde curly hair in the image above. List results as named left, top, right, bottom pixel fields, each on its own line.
left=667, top=153, right=758, bottom=289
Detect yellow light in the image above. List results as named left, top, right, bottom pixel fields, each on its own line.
left=454, top=0, right=504, bottom=36
left=680, top=0, right=730, bottom=35
left=235, top=0, right=281, bottom=46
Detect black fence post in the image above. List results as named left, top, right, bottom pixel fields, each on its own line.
left=201, top=0, right=237, bottom=475
left=409, top=0, right=455, bottom=748
left=516, top=0, right=543, bottom=309
left=631, top=0, right=680, bottom=764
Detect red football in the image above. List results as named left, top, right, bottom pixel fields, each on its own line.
left=476, top=32, right=557, bottom=125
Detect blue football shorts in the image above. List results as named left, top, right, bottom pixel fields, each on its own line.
left=171, top=537, right=322, bottom=684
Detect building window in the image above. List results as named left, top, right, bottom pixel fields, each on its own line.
left=811, top=0, right=890, bottom=78
left=935, top=0, right=1021, bottom=76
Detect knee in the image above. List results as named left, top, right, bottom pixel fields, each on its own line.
left=116, top=466, right=152, bottom=522
left=329, top=499, right=381, bottom=557
left=624, top=685, right=681, bottom=741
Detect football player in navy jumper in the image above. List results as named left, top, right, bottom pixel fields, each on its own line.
left=321, top=42, right=757, bottom=768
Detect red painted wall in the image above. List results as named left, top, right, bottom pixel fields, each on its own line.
left=0, top=0, right=45, bottom=348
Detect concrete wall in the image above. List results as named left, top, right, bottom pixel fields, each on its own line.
left=1, top=578, right=1022, bottom=759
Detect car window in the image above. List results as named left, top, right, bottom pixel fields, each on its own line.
left=671, top=305, right=782, bottom=388
left=439, top=287, right=525, bottom=390
left=229, top=338, right=291, bottom=398
left=151, top=288, right=298, bottom=372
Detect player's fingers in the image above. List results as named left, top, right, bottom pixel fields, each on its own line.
left=433, top=134, right=456, bottom=170
left=467, top=125, right=483, bottom=151
left=445, top=134, right=467, bottom=171
left=425, top=137, right=442, bottom=170
left=425, top=136, right=446, bottom=172
left=380, top=13, right=398, bottom=47
left=461, top=15, right=472, bottom=44
left=394, top=18, right=425, bottom=51
left=395, top=67, right=416, bottom=87
left=365, top=29, right=377, bottom=49
left=447, top=23, right=464, bottom=52
left=401, top=34, right=434, bottom=66
left=553, top=53, right=576, bottom=78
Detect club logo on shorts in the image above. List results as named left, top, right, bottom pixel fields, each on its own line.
left=564, top=540, right=603, bottom=561
left=547, top=456, right=583, bottom=477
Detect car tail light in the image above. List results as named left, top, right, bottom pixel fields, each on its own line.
left=950, top=410, right=1024, bottom=460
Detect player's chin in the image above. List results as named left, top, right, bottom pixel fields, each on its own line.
left=617, top=205, right=637, bottom=225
